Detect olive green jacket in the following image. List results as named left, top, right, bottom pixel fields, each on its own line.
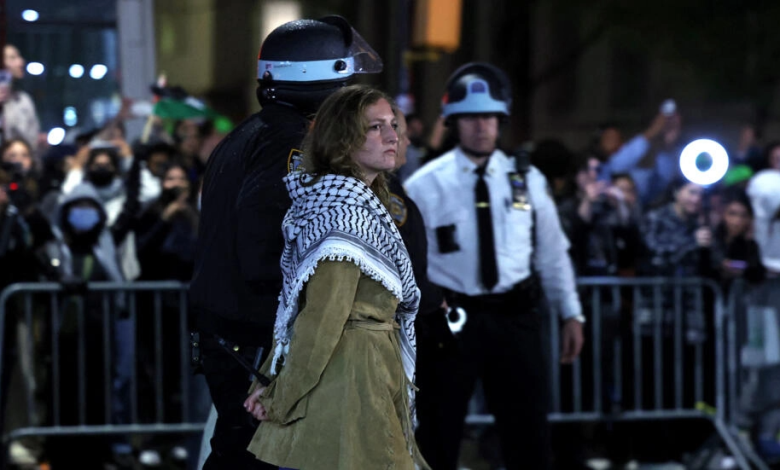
left=248, top=260, right=428, bottom=470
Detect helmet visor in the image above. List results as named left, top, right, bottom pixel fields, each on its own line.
left=349, top=27, right=383, bottom=74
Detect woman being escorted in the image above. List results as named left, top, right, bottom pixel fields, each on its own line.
left=244, top=85, right=428, bottom=470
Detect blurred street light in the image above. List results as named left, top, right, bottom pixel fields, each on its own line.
left=27, top=62, right=45, bottom=75
left=22, top=10, right=39, bottom=22
left=47, top=128, right=66, bottom=145
left=64, top=107, right=78, bottom=126
left=90, top=64, right=108, bottom=80
left=69, top=64, right=85, bottom=78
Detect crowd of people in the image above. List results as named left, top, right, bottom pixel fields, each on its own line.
left=1, top=13, right=780, bottom=470
left=1, top=43, right=219, bottom=468
left=396, top=109, right=780, bottom=288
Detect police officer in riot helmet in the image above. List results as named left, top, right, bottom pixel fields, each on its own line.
left=190, top=16, right=382, bottom=469
left=405, top=62, right=585, bottom=470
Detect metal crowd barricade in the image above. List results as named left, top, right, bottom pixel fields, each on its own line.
left=464, top=276, right=769, bottom=470
left=0, top=281, right=207, bottom=467
left=726, top=278, right=780, bottom=468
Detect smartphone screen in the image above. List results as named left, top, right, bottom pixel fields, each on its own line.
left=0, top=70, right=12, bottom=86
left=726, top=260, right=748, bottom=270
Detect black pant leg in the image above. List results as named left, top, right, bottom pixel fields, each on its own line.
left=481, top=311, right=551, bottom=470
left=200, top=337, right=275, bottom=470
left=415, top=314, right=469, bottom=470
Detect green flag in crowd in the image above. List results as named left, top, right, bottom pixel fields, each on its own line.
left=153, top=97, right=234, bottom=133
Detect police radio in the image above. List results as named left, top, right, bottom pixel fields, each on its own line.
left=509, top=144, right=533, bottom=211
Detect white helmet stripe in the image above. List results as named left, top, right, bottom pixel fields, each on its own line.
left=442, top=77, right=510, bottom=117
left=258, top=57, right=355, bottom=82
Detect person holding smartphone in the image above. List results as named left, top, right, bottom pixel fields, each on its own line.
left=136, top=162, right=199, bottom=280
left=707, top=190, right=766, bottom=287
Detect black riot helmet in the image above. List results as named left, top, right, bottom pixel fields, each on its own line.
left=441, top=62, right=512, bottom=121
left=257, top=16, right=382, bottom=113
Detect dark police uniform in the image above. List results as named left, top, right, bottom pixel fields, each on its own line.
left=190, top=14, right=382, bottom=469
left=190, top=102, right=307, bottom=469
left=387, top=175, right=461, bottom=470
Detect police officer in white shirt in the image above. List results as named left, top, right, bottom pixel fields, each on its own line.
left=405, top=63, right=585, bottom=470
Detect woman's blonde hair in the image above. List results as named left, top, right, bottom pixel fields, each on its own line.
left=301, top=85, right=395, bottom=205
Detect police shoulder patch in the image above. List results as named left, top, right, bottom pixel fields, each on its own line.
left=287, top=148, right=304, bottom=174
left=388, top=192, right=408, bottom=227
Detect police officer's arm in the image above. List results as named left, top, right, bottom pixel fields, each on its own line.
left=530, top=171, right=584, bottom=363
left=235, top=135, right=299, bottom=299
left=246, top=260, right=360, bottom=424
left=530, top=170, right=582, bottom=321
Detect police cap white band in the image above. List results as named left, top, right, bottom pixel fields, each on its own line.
left=442, top=78, right=510, bottom=118
left=258, top=57, right=354, bottom=82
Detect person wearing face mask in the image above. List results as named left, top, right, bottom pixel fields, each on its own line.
left=59, top=142, right=144, bottom=281
left=62, top=136, right=161, bottom=204
left=36, top=182, right=139, bottom=467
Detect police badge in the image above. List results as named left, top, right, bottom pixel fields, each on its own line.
left=287, top=148, right=304, bottom=173
left=388, top=192, right=408, bottom=227
left=508, top=172, right=531, bottom=211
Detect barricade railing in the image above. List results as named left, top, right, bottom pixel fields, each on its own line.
left=725, top=278, right=780, bottom=467
left=0, top=281, right=208, bottom=467
left=2, top=278, right=773, bottom=469
left=464, top=276, right=770, bottom=470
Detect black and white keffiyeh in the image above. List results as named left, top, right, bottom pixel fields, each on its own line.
left=271, top=172, right=421, bottom=394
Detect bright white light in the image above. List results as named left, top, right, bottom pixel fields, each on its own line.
left=679, top=139, right=730, bottom=186
left=64, top=107, right=78, bottom=127
left=69, top=64, right=85, bottom=78
left=26, top=62, right=44, bottom=76
left=89, top=64, right=108, bottom=80
left=22, top=10, right=39, bottom=22
left=47, top=128, right=66, bottom=146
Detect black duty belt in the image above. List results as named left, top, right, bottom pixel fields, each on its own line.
left=447, top=274, right=542, bottom=315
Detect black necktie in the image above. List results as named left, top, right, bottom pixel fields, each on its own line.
left=475, top=165, right=498, bottom=290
